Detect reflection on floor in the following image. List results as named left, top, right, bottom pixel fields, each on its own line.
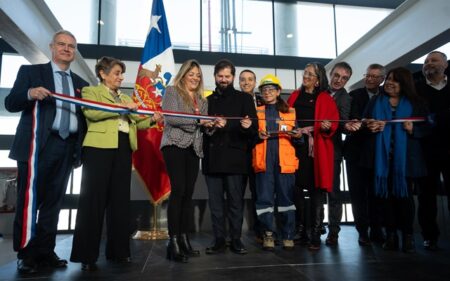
left=0, top=226, right=449, bottom=281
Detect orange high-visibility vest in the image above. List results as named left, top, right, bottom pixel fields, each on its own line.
left=252, top=106, right=299, bottom=173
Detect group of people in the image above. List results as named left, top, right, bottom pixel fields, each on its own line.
left=6, top=29, right=449, bottom=274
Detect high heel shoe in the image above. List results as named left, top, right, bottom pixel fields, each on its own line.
left=178, top=233, right=200, bottom=257
left=166, top=235, right=188, bottom=263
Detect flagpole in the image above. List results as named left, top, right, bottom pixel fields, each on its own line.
left=132, top=0, right=173, bottom=240
left=133, top=203, right=168, bottom=240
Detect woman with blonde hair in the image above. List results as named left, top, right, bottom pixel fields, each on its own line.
left=161, top=59, right=218, bottom=262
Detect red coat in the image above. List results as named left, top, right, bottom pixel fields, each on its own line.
left=287, top=89, right=339, bottom=192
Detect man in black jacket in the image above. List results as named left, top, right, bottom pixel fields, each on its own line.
left=203, top=59, right=257, bottom=255
left=415, top=51, right=450, bottom=251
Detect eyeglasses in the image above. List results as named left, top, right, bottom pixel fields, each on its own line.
left=261, top=86, right=278, bottom=94
left=332, top=73, right=350, bottom=81
left=303, top=71, right=318, bottom=78
left=364, top=74, right=383, bottom=79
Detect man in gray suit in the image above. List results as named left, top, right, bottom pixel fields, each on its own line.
left=324, top=62, right=352, bottom=246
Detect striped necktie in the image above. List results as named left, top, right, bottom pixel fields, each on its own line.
left=57, top=71, right=70, bottom=139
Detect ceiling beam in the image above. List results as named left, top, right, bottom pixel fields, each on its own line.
left=325, top=0, right=450, bottom=90
left=0, top=0, right=97, bottom=84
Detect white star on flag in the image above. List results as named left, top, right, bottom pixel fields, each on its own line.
left=153, top=87, right=163, bottom=97
left=149, top=15, right=161, bottom=34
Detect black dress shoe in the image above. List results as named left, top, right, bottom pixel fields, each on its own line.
left=17, top=258, right=38, bottom=274
left=325, top=234, right=339, bottom=246
left=382, top=233, right=399, bottom=251
left=40, top=252, right=68, bottom=268
left=109, top=257, right=132, bottom=263
left=230, top=239, right=248, bottom=255
left=358, top=236, right=372, bottom=246
left=81, top=263, right=98, bottom=271
left=205, top=238, right=227, bottom=255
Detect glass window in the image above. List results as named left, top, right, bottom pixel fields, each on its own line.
left=58, top=209, right=70, bottom=230
left=335, top=5, right=392, bottom=56
left=109, top=0, right=151, bottom=46
left=44, top=0, right=99, bottom=44
left=295, top=2, right=335, bottom=58
left=166, top=0, right=200, bottom=51
left=0, top=54, right=30, bottom=88
left=0, top=117, right=19, bottom=134
left=202, top=0, right=273, bottom=54
left=0, top=151, right=16, bottom=168
left=104, top=0, right=200, bottom=50
left=71, top=209, right=78, bottom=230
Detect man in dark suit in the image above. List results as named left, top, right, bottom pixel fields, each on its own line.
left=344, top=63, right=385, bottom=246
left=415, top=51, right=450, bottom=251
left=203, top=59, right=257, bottom=255
left=324, top=62, right=352, bottom=246
left=5, top=30, right=89, bottom=274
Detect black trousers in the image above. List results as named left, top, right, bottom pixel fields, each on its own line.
left=14, top=133, right=76, bottom=259
left=346, top=161, right=384, bottom=237
left=417, top=151, right=450, bottom=242
left=70, top=132, right=132, bottom=263
left=327, top=158, right=343, bottom=236
left=162, top=145, right=199, bottom=236
left=294, top=146, right=325, bottom=239
left=384, top=176, right=415, bottom=235
left=243, top=151, right=261, bottom=236
left=205, top=174, right=245, bottom=239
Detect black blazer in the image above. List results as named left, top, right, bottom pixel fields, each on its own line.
left=331, top=88, right=351, bottom=160
left=5, top=62, right=89, bottom=165
left=202, top=86, right=257, bottom=174
left=343, top=87, right=374, bottom=162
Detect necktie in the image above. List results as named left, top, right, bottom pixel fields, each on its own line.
left=58, top=71, right=70, bottom=139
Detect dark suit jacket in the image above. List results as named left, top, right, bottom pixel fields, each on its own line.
left=330, top=88, right=351, bottom=160
left=343, top=87, right=376, bottom=162
left=5, top=62, right=89, bottom=166
left=202, top=86, right=257, bottom=174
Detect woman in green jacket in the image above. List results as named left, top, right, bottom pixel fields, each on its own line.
left=70, top=56, right=161, bottom=271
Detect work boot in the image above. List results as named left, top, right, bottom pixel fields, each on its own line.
left=263, top=231, right=275, bottom=251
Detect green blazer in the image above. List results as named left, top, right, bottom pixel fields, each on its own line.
left=81, top=84, right=152, bottom=151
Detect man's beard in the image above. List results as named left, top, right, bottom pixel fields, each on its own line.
left=216, top=81, right=233, bottom=91
left=423, top=66, right=444, bottom=78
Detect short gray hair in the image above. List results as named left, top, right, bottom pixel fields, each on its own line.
left=51, top=30, right=77, bottom=46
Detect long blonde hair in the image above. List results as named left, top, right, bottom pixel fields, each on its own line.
left=173, top=59, right=205, bottom=110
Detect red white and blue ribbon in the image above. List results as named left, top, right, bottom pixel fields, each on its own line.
left=51, top=92, right=427, bottom=123
left=20, top=102, right=39, bottom=249
left=52, top=92, right=217, bottom=120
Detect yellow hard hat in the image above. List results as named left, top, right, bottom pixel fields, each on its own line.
left=259, top=74, right=282, bottom=90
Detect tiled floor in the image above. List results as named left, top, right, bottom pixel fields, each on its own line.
left=1, top=226, right=449, bottom=281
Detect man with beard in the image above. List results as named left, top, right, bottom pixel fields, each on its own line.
left=203, top=59, right=258, bottom=255
left=415, top=51, right=450, bottom=250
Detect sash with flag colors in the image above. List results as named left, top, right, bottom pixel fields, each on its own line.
left=132, top=0, right=174, bottom=204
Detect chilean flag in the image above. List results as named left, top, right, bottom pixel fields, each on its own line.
left=132, top=0, right=174, bottom=204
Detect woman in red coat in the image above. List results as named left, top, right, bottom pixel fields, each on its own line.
left=287, top=62, right=339, bottom=250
